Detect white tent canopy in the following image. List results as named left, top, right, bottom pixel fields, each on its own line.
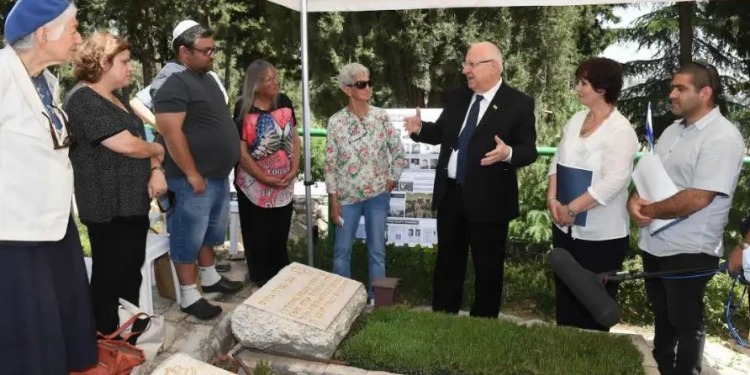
left=269, top=0, right=697, bottom=265
left=269, top=0, right=692, bottom=12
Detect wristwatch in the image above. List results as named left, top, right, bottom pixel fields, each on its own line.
left=566, top=207, right=576, bottom=217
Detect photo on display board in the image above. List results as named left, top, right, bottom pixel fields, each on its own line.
left=405, top=193, right=435, bottom=218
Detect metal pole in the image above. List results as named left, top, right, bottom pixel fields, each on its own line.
left=300, top=0, right=315, bottom=266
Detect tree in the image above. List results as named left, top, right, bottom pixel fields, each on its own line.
left=616, top=1, right=749, bottom=140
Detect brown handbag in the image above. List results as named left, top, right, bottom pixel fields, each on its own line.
left=69, top=313, right=147, bottom=375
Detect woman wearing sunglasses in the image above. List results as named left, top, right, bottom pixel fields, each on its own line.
left=233, top=60, right=300, bottom=286
left=325, top=63, right=407, bottom=302
left=64, top=31, right=166, bottom=335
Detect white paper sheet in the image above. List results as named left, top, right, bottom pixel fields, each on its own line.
left=631, top=153, right=684, bottom=235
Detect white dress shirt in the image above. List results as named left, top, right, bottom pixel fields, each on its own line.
left=447, top=79, right=512, bottom=178
left=548, top=109, right=638, bottom=241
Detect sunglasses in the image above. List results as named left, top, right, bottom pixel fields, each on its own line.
left=348, top=80, right=373, bottom=89
left=691, top=59, right=719, bottom=93
left=42, top=104, right=72, bottom=150
left=156, top=191, right=176, bottom=213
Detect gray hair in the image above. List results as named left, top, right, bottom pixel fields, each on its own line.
left=9, top=3, right=78, bottom=51
left=470, top=41, right=504, bottom=75
left=337, top=63, right=370, bottom=89
left=238, top=59, right=277, bottom=121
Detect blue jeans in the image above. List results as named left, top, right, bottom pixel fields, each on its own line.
left=333, top=192, right=389, bottom=299
left=166, top=177, right=230, bottom=264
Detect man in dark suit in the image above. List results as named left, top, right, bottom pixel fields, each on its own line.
left=404, top=41, right=537, bottom=318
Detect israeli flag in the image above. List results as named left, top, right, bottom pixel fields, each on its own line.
left=646, top=102, right=654, bottom=154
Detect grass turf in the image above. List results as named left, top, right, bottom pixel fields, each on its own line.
left=338, top=307, right=644, bottom=375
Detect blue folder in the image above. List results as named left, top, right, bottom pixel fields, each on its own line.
left=556, top=164, right=593, bottom=227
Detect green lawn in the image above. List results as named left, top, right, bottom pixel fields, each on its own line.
left=338, top=307, right=645, bottom=375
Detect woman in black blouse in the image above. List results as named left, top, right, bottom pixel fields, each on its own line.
left=64, top=31, right=166, bottom=334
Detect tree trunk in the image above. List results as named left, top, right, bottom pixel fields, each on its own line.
left=677, top=2, right=694, bottom=64
left=224, top=33, right=234, bottom=94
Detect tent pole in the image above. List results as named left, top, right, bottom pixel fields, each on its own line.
left=300, top=0, right=315, bottom=266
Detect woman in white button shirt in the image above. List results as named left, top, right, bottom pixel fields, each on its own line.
left=546, top=57, right=638, bottom=331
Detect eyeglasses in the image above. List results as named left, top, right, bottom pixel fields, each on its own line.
left=347, top=80, right=373, bottom=89
left=42, top=104, right=71, bottom=150
left=349, top=127, right=368, bottom=142
left=461, top=59, right=494, bottom=70
left=188, top=46, right=216, bottom=57
left=261, top=76, right=279, bottom=84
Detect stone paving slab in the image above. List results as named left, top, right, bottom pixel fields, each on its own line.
left=230, top=345, right=402, bottom=375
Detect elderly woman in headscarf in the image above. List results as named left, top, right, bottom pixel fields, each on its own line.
left=0, top=0, right=97, bottom=374
left=325, top=62, right=407, bottom=302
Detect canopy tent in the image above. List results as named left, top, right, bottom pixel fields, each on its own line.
left=270, top=0, right=691, bottom=12
left=268, top=0, right=697, bottom=265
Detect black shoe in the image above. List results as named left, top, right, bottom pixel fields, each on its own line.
left=181, top=298, right=222, bottom=320
left=202, top=276, right=244, bottom=294
left=215, top=261, right=231, bottom=273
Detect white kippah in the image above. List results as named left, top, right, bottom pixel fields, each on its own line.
left=172, top=20, right=200, bottom=44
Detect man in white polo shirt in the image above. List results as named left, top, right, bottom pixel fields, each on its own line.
left=628, top=61, right=745, bottom=375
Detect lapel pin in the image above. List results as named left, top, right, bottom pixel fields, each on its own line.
left=492, top=104, right=498, bottom=110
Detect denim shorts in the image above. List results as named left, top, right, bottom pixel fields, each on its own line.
left=166, top=177, right=229, bottom=264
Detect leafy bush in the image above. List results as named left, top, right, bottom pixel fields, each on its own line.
left=338, top=307, right=645, bottom=375
left=76, top=216, right=92, bottom=258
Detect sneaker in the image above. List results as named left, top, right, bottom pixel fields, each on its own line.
left=181, top=298, right=222, bottom=320
left=202, top=275, right=243, bottom=294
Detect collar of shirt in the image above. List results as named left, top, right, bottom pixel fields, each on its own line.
left=680, top=107, right=721, bottom=131
left=473, top=78, right=503, bottom=104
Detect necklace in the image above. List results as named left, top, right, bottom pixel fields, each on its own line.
left=579, top=106, right=615, bottom=136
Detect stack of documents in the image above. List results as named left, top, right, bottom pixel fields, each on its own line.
left=631, top=153, right=684, bottom=235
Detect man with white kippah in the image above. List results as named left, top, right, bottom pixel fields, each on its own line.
left=151, top=20, right=242, bottom=320
left=130, top=20, right=228, bottom=128
left=1, top=0, right=97, bottom=373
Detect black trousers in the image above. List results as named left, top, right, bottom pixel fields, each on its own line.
left=237, top=191, right=293, bottom=285
left=85, top=215, right=149, bottom=335
left=642, top=251, right=718, bottom=375
left=433, top=179, right=509, bottom=318
left=552, top=225, right=629, bottom=331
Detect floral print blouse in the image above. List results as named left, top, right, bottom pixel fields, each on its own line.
left=325, top=106, right=407, bottom=205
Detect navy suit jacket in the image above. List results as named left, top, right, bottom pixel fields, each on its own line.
left=412, top=82, right=537, bottom=223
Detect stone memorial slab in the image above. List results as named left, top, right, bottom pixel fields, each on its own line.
left=150, top=353, right=235, bottom=375
left=231, top=262, right=367, bottom=359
